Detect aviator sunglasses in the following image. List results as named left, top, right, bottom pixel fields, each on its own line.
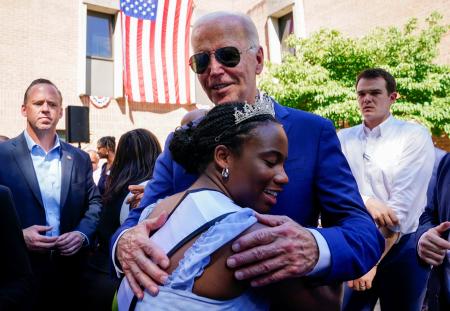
left=189, top=46, right=253, bottom=74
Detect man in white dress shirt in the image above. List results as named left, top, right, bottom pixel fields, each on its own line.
left=338, top=68, right=434, bottom=311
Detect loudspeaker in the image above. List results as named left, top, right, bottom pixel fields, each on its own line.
left=66, top=106, right=90, bottom=143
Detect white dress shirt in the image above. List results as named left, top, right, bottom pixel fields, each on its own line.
left=24, top=130, right=62, bottom=236
left=338, top=116, right=434, bottom=236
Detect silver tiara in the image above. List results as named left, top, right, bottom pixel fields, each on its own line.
left=233, top=93, right=275, bottom=125
left=214, top=94, right=275, bottom=142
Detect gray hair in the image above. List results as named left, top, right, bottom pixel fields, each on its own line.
left=193, top=11, right=260, bottom=48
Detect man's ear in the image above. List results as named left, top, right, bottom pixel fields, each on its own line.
left=21, top=104, right=27, bottom=117
left=389, top=92, right=398, bottom=103
left=255, top=46, right=264, bottom=75
left=214, top=145, right=232, bottom=170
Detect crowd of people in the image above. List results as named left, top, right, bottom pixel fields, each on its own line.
left=0, top=10, right=448, bottom=311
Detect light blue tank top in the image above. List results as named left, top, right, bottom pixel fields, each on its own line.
left=118, top=190, right=268, bottom=311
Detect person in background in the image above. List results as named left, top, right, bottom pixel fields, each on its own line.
left=180, top=108, right=209, bottom=126
left=0, top=78, right=102, bottom=310
left=427, top=147, right=448, bottom=203
left=124, top=109, right=210, bottom=211
left=97, top=136, right=116, bottom=194
left=112, top=11, right=383, bottom=305
left=0, top=185, right=33, bottom=311
left=338, top=68, right=434, bottom=310
left=82, top=129, right=161, bottom=310
left=417, top=153, right=450, bottom=311
left=421, top=146, right=448, bottom=310
left=85, top=149, right=101, bottom=185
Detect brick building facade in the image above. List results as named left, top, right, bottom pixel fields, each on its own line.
left=0, top=0, right=448, bottom=149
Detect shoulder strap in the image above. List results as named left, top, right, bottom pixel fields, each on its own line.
left=122, top=189, right=241, bottom=311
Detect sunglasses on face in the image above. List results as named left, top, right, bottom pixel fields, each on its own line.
left=189, top=46, right=253, bottom=74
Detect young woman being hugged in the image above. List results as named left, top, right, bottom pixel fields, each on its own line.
left=118, top=100, right=289, bottom=310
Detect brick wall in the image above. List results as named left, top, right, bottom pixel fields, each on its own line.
left=0, top=0, right=191, bottom=148
left=302, top=0, right=450, bottom=64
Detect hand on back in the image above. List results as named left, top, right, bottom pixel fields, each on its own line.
left=227, top=213, right=319, bottom=286
left=117, top=212, right=169, bottom=299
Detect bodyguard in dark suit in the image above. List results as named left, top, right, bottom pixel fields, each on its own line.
left=0, top=185, right=33, bottom=311
left=0, top=79, right=102, bottom=310
left=417, top=153, right=450, bottom=310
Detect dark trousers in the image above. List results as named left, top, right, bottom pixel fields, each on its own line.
left=422, top=265, right=450, bottom=311
left=342, top=232, right=430, bottom=311
left=29, top=251, right=86, bottom=311
left=80, top=250, right=121, bottom=311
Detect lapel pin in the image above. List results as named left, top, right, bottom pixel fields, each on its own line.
left=67, top=155, right=72, bottom=160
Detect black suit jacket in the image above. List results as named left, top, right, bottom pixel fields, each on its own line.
left=0, top=185, right=33, bottom=310
left=0, top=133, right=102, bottom=243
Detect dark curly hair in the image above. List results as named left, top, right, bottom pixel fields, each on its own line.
left=170, top=102, right=277, bottom=174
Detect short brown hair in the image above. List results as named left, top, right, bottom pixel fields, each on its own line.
left=23, top=78, right=62, bottom=104
left=97, top=136, right=116, bottom=152
left=356, top=68, right=397, bottom=94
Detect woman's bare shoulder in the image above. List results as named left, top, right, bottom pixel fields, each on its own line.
left=147, top=191, right=186, bottom=219
left=192, top=220, right=268, bottom=299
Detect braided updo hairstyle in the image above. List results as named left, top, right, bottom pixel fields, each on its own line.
left=170, top=102, right=278, bottom=174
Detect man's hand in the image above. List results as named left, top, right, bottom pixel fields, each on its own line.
left=226, top=214, right=319, bottom=287
left=55, top=231, right=85, bottom=256
left=365, top=197, right=399, bottom=227
left=417, top=221, right=450, bottom=266
left=22, top=225, right=58, bottom=251
left=117, top=212, right=170, bottom=299
left=347, top=266, right=377, bottom=291
left=127, top=185, right=145, bottom=209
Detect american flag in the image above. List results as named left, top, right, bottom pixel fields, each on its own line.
left=120, top=0, right=194, bottom=104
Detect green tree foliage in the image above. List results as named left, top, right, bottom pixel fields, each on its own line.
left=259, top=12, right=450, bottom=135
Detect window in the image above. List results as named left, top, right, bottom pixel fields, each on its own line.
left=267, top=9, right=295, bottom=63
left=87, top=12, right=113, bottom=58
left=86, top=11, right=114, bottom=96
left=278, top=12, right=294, bottom=56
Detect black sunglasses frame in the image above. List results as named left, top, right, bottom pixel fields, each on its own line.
left=189, top=46, right=253, bottom=74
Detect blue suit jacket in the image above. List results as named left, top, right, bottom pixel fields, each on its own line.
left=112, top=102, right=384, bottom=282
left=417, top=153, right=450, bottom=238
left=0, top=133, right=101, bottom=242
left=416, top=153, right=450, bottom=307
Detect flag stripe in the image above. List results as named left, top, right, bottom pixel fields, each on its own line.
left=172, top=0, right=181, bottom=104
left=177, top=0, right=189, bottom=103
left=136, top=19, right=145, bottom=102
left=184, top=0, right=193, bottom=103
left=142, top=21, right=153, bottom=103
left=165, top=0, right=177, bottom=104
left=124, top=15, right=132, bottom=100
left=160, top=0, right=170, bottom=103
left=129, top=18, right=140, bottom=101
left=149, top=18, right=158, bottom=103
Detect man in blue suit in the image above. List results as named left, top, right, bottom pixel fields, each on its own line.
left=0, top=79, right=102, bottom=310
left=111, top=12, right=384, bottom=301
left=417, top=153, right=450, bottom=310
